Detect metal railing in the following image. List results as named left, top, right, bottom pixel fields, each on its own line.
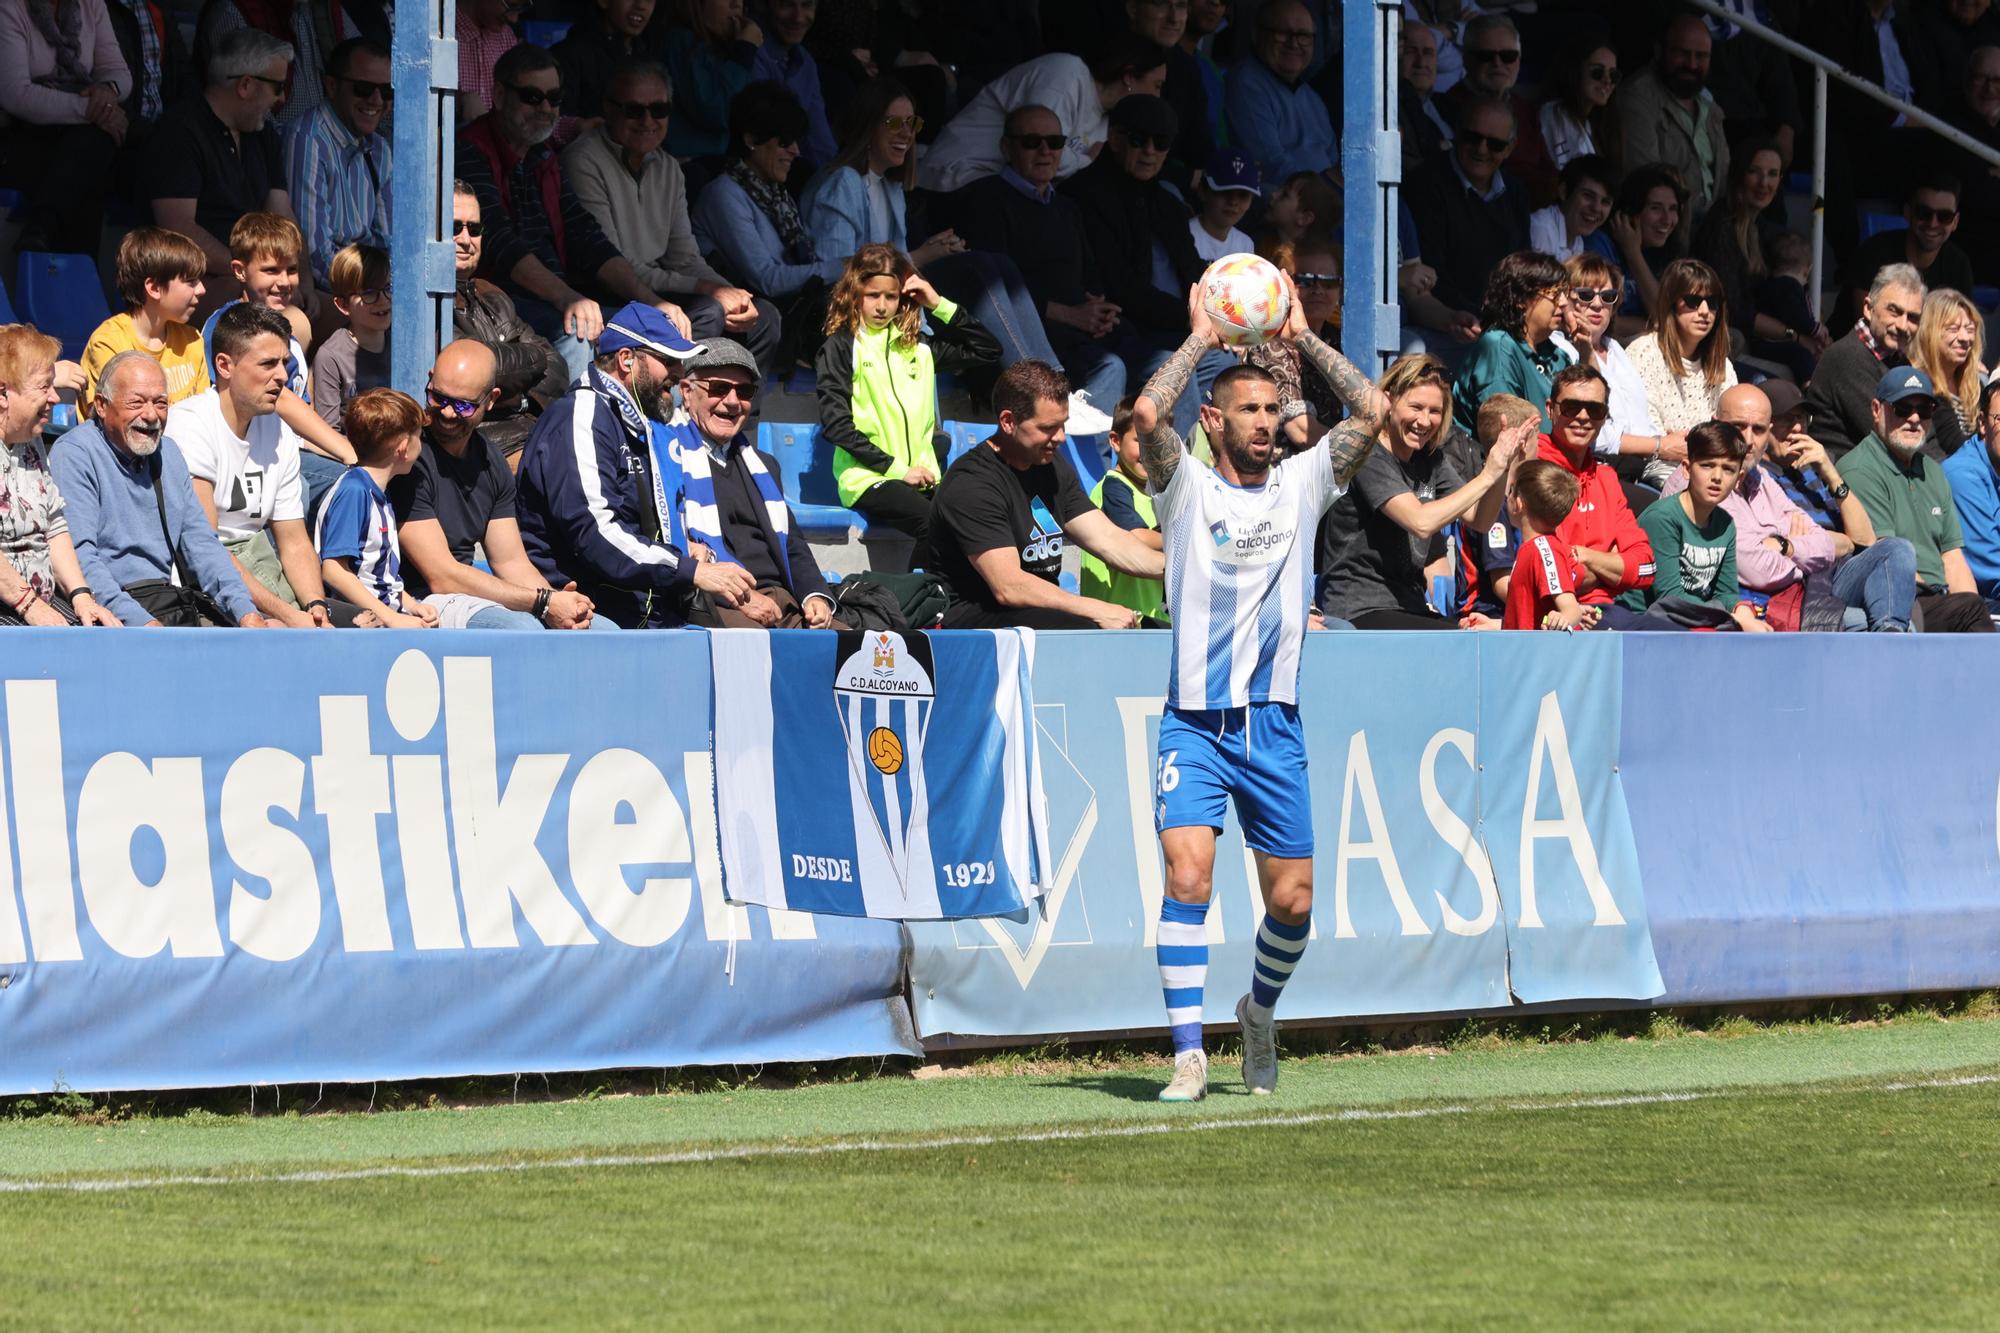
left=1681, top=0, right=2000, bottom=320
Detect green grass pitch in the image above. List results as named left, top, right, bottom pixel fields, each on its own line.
left=5, top=1014, right=2000, bottom=1327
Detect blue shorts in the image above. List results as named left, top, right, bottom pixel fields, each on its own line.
left=1154, top=702, right=1313, bottom=859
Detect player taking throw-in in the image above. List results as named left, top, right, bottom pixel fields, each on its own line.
left=1134, top=277, right=1384, bottom=1101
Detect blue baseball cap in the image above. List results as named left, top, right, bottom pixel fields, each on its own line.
left=1204, top=151, right=1261, bottom=196
left=597, top=302, right=698, bottom=361
left=1874, top=365, right=1935, bottom=404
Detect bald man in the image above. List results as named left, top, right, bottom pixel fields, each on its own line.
left=1660, top=382, right=1917, bottom=630
left=388, top=339, right=615, bottom=630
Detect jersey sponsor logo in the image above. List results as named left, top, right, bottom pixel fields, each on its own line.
left=1022, top=497, right=1065, bottom=565
left=1209, top=513, right=1296, bottom=567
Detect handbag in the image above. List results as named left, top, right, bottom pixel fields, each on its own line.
left=122, top=455, right=236, bottom=627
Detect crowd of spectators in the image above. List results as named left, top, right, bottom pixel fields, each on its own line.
left=6, top=0, right=2000, bottom=637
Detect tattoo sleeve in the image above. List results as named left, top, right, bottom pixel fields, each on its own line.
left=1137, top=333, right=1206, bottom=491
left=1323, top=418, right=1380, bottom=490
left=1295, top=329, right=1380, bottom=426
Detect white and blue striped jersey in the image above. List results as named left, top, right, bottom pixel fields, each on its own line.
left=1154, top=443, right=1345, bottom=710
left=315, top=467, right=406, bottom=610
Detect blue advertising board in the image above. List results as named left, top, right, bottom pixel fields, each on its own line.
left=909, top=632, right=1664, bottom=1040
left=0, top=631, right=912, bottom=1094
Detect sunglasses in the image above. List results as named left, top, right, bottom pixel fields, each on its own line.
left=1260, top=26, right=1314, bottom=47
left=452, top=219, right=485, bottom=237
left=689, top=377, right=754, bottom=401
left=1293, top=272, right=1342, bottom=290
left=1910, top=204, right=1958, bottom=224
left=1571, top=286, right=1619, bottom=306
left=1585, top=63, right=1620, bottom=84
left=1010, top=133, right=1065, bottom=150
left=506, top=83, right=562, bottom=108
left=1462, top=131, right=1513, bottom=153
left=1678, top=293, right=1719, bottom=312
left=883, top=114, right=924, bottom=134
left=247, top=73, right=288, bottom=91
left=613, top=99, right=671, bottom=120
left=426, top=384, right=482, bottom=417
left=1889, top=397, right=1937, bottom=419
left=1124, top=132, right=1174, bottom=152
left=338, top=76, right=393, bottom=101
left=1554, top=397, right=1610, bottom=423
left=1470, top=48, right=1521, bottom=65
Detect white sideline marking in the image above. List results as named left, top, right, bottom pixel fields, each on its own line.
left=1, top=1074, right=1992, bottom=1195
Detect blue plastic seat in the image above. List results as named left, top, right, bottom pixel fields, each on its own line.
left=1974, top=285, right=2000, bottom=312
left=14, top=252, right=111, bottom=363
left=1064, top=432, right=1110, bottom=490
left=760, top=421, right=867, bottom=538
left=520, top=19, right=571, bottom=46
left=944, top=420, right=992, bottom=466
left=1858, top=211, right=1903, bottom=241
left=0, top=278, right=17, bottom=324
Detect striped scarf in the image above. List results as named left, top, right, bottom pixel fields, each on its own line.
left=680, top=439, right=789, bottom=581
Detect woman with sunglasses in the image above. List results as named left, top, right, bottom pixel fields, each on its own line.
left=1249, top=236, right=1343, bottom=451
left=1536, top=32, right=1618, bottom=169
left=1606, top=166, right=1687, bottom=338
left=1453, top=251, right=1574, bottom=432
left=1317, top=353, right=1525, bottom=631
left=1554, top=252, right=1685, bottom=471
left=1693, top=140, right=1822, bottom=382
left=663, top=0, right=760, bottom=162
left=1911, top=288, right=1987, bottom=459
left=1625, top=258, right=1737, bottom=488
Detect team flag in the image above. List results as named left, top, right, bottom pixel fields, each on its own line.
left=709, top=628, right=1052, bottom=919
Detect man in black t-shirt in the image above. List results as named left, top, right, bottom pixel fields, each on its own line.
left=927, top=360, right=1165, bottom=629
left=390, top=340, right=606, bottom=630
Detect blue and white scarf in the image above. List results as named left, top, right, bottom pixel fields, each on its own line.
left=585, top=363, right=692, bottom=550
left=680, top=438, right=790, bottom=583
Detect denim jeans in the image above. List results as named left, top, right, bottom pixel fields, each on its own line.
left=928, top=251, right=1062, bottom=372
left=1830, top=537, right=1917, bottom=631
left=464, top=603, right=623, bottom=631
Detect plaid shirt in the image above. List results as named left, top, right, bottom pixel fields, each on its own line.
left=113, top=0, right=165, bottom=120
left=1853, top=316, right=1891, bottom=365
left=287, top=103, right=392, bottom=285
left=457, top=10, right=520, bottom=118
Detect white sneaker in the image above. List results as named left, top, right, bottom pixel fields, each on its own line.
left=1236, top=993, right=1278, bottom=1095
left=1066, top=390, right=1114, bottom=435
left=1159, top=1049, right=1208, bottom=1102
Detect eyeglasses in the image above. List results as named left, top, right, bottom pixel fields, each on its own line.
left=883, top=114, right=924, bottom=133
left=338, top=76, right=393, bottom=101
left=352, top=286, right=392, bottom=305
left=452, top=219, right=485, bottom=237
left=1910, top=204, right=1959, bottom=224
left=1890, top=397, right=1937, bottom=420
left=688, top=377, right=755, bottom=401
left=1554, top=397, right=1610, bottom=423
left=247, top=73, right=288, bottom=91
left=505, top=83, right=562, bottom=108
left=1124, top=132, right=1174, bottom=152
left=1537, top=285, right=1568, bottom=304
left=1678, top=293, right=1719, bottom=312
left=1470, top=48, right=1521, bottom=65
left=612, top=99, right=672, bottom=120
left=1585, top=63, right=1620, bottom=84
left=1462, top=131, right=1513, bottom=153
left=1571, top=286, right=1619, bottom=306
left=426, top=383, right=482, bottom=417
left=1009, top=133, right=1065, bottom=150
left=1260, top=26, right=1314, bottom=47
left=1293, top=272, right=1342, bottom=290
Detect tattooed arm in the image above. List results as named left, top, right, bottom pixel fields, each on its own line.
left=1322, top=416, right=1382, bottom=490
left=1276, top=270, right=1385, bottom=427
left=1133, top=285, right=1222, bottom=493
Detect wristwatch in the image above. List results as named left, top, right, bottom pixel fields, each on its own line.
left=1776, top=534, right=1791, bottom=556
left=1830, top=481, right=1851, bottom=500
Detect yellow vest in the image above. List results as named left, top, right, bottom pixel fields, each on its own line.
left=830, top=304, right=954, bottom=508
left=1080, top=469, right=1168, bottom=623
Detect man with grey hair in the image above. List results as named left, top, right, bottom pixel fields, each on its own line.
left=1803, top=262, right=1926, bottom=461
left=147, top=26, right=303, bottom=288
left=50, top=352, right=270, bottom=628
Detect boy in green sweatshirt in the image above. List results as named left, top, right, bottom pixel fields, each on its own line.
left=1621, top=420, right=1768, bottom=631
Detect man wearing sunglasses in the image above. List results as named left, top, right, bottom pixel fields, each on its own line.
left=1609, top=13, right=1729, bottom=229
left=459, top=45, right=694, bottom=382
left=1835, top=176, right=1975, bottom=334
left=1403, top=97, right=1531, bottom=347
left=1838, top=367, right=1995, bottom=633
left=448, top=183, right=571, bottom=461
left=1224, top=0, right=1335, bottom=183
left=673, top=340, right=841, bottom=629
left=516, top=302, right=758, bottom=628
left=288, top=38, right=394, bottom=290
left=1438, top=14, right=1552, bottom=202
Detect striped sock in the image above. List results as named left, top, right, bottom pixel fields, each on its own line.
left=1157, top=897, right=1211, bottom=1055
left=1247, top=914, right=1310, bottom=1021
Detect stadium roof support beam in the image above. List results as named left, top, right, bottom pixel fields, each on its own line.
left=1342, top=0, right=1401, bottom=380
left=390, top=0, right=458, bottom=395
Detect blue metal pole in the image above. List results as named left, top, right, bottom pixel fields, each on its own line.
left=390, top=0, right=458, bottom=394
left=1340, top=0, right=1400, bottom=379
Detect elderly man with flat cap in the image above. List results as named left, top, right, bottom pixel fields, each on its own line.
left=674, top=338, right=843, bottom=629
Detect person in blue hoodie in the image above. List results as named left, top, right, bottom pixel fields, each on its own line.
left=513, top=303, right=757, bottom=628
left=1942, top=379, right=2000, bottom=610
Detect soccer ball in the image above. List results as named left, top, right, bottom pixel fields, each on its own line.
left=1200, top=253, right=1291, bottom=348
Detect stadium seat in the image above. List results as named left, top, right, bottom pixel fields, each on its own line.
left=1064, top=433, right=1110, bottom=490
left=14, top=252, right=111, bottom=362
left=944, top=420, right=992, bottom=465
left=760, top=421, right=866, bottom=538
left=0, top=278, right=17, bottom=325
left=1975, top=286, right=2000, bottom=312
left=1858, top=211, right=1903, bottom=241
left=520, top=19, right=571, bottom=45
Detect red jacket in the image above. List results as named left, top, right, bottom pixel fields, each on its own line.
left=1537, top=434, right=1655, bottom=605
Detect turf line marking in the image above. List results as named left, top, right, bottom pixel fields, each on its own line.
left=1, top=1074, right=1992, bottom=1195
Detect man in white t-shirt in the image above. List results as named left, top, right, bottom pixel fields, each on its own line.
left=168, top=302, right=339, bottom=628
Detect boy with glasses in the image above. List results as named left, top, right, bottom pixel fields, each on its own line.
left=312, top=243, right=393, bottom=432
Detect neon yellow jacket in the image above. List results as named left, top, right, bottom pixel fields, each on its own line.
left=1080, top=468, right=1168, bottom=623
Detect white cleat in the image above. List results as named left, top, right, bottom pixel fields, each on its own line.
left=1236, top=994, right=1278, bottom=1095
left=1158, top=1048, right=1209, bottom=1102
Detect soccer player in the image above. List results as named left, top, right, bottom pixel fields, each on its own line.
left=1134, top=279, right=1384, bottom=1101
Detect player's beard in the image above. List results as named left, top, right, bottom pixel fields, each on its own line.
left=1218, top=424, right=1275, bottom=480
